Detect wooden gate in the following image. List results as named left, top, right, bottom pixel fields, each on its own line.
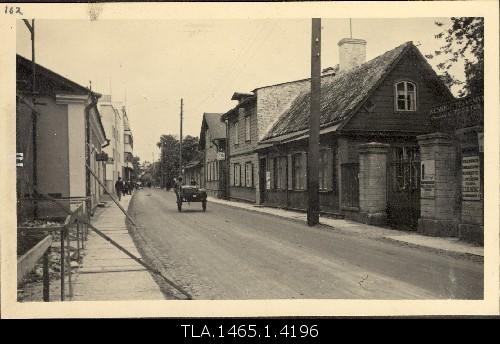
left=387, top=146, right=420, bottom=230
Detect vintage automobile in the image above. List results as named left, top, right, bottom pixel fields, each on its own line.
left=177, top=185, right=207, bottom=212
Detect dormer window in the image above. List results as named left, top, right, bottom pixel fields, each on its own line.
left=395, top=81, right=416, bottom=111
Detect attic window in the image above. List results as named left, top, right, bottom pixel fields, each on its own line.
left=395, top=81, right=416, bottom=111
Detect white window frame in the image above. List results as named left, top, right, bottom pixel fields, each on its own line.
left=234, top=121, right=239, bottom=145
left=245, top=162, right=253, bottom=187
left=245, top=116, right=251, bottom=142
left=394, top=80, right=417, bottom=112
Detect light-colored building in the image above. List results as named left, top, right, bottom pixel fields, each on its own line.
left=99, top=95, right=124, bottom=193
left=123, top=108, right=134, bottom=181
left=16, top=54, right=109, bottom=218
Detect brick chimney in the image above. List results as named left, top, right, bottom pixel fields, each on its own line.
left=338, top=38, right=366, bottom=72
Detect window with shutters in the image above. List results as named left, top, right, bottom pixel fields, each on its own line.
left=234, top=121, right=239, bottom=145
left=319, top=149, right=333, bottom=191
left=234, top=163, right=241, bottom=186
left=245, top=162, right=253, bottom=187
left=292, top=153, right=304, bottom=190
left=395, top=81, right=416, bottom=111
left=272, top=156, right=287, bottom=190
left=245, top=116, right=251, bottom=142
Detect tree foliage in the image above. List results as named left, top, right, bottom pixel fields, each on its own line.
left=156, top=134, right=201, bottom=188
left=425, top=17, right=484, bottom=96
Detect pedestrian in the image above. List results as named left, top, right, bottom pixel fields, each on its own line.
left=122, top=179, right=128, bottom=196
left=115, top=177, right=123, bottom=201
left=174, top=176, right=183, bottom=202
left=127, top=180, right=132, bottom=195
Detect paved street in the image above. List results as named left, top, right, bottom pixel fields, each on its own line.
left=128, top=188, right=483, bottom=300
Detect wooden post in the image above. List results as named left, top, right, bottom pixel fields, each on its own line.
left=180, top=98, right=183, bottom=178
left=307, top=18, right=321, bottom=226
left=60, top=228, right=65, bottom=301
left=42, top=248, right=50, bottom=302
left=67, top=224, right=72, bottom=299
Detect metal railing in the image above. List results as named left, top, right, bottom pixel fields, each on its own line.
left=17, top=197, right=89, bottom=301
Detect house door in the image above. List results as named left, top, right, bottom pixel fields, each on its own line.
left=387, top=146, right=420, bottom=230
left=259, top=158, right=267, bottom=204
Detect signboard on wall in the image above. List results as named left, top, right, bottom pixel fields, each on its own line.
left=216, top=152, right=226, bottom=160
left=420, top=160, right=435, bottom=198
left=16, top=152, right=24, bottom=167
left=462, top=156, right=481, bottom=201
left=266, top=171, right=271, bottom=190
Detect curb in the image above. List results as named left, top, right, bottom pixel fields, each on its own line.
left=207, top=197, right=483, bottom=261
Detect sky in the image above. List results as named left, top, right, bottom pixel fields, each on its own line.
left=16, top=18, right=466, bottom=162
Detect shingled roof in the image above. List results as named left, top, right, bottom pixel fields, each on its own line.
left=199, top=112, right=226, bottom=149
left=262, top=41, right=426, bottom=141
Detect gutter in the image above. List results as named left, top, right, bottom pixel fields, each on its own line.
left=84, top=92, right=100, bottom=210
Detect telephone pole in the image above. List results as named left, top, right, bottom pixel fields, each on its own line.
left=179, top=98, right=183, bottom=178
left=307, top=18, right=321, bottom=226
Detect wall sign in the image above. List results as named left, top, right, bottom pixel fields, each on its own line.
left=420, top=160, right=435, bottom=198
left=462, top=156, right=481, bottom=201
left=216, top=152, right=226, bottom=161
left=16, top=152, right=24, bottom=167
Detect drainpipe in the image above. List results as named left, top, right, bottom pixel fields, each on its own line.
left=84, top=93, right=99, bottom=214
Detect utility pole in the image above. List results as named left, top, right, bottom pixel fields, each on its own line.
left=23, top=19, right=37, bottom=217
left=152, top=151, right=155, bottom=186
left=179, top=98, right=183, bottom=179
left=307, top=18, right=321, bottom=226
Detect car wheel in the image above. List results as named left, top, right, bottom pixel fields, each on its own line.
left=177, top=202, right=182, bottom=212
left=202, top=201, right=206, bottom=212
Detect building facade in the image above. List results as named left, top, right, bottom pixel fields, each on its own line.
left=199, top=113, right=226, bottom=198
left=16, top=54, right=109, bottom=219
left=256, top=40, right=454, bottom=231
left=222, top=77, right=328, bottom=203
left=99, top=95, right=124, bottom=194
left=123, top=108, right=134, bottom=181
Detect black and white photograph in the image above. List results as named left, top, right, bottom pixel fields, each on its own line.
left=1, top=1, right=498, bottom=318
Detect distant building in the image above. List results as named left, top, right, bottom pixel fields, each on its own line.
left=199, top=112, right=226, bottom=198
left=123, top=107, right=134, bottom=181
left=16, top=54, right=109, bottom=219
left=99, top=95, right=124, bottom=193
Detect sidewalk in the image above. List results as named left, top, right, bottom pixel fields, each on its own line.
left=207, top=196, right=483, bottom=259
left=72, top=193, right=165, bottom=301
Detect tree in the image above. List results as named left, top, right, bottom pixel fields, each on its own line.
left=131, top=156, right=141, bottom=181
left=425, top=17, right=483, bottom=97
left=156, top=134, right=201, bottom=188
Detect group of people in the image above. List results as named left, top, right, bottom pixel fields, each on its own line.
left=114, top=177, right=136, bottom=201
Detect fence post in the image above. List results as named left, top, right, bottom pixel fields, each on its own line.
left=67, top=223, right=73, bottom=300
left=60, top=228, right=65, bottom=301
left=43, top=248, right=50, bottom=302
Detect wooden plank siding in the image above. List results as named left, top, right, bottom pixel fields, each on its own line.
left=343, top=52, right=450, bottom=133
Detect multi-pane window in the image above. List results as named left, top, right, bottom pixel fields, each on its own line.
left=272, top=156, right=287, bottom=190
left=234, top=121, right=239, bottom=145
left=245, top=116, right=251, bottom=142
left=245, top=162, right=253, bottom=187
left=292, top=153, right=305, bottom=190
left=234, top=163, right=241, bottom=186
left=319, top=149, right=333, bottom=191
left=395, top=81, right=416, bottom=111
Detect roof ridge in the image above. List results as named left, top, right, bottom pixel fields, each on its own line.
left=262, top=41, right=414, bottom=141
left=17, top=54, right=98, bottom=96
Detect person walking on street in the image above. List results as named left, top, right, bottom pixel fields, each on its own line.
left=115, top=177, right=123, bottom=201
left=174, top=176, right=183, bottom=202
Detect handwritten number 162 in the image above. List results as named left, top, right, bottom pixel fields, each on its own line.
left=5, top=6, right=23, bottom=15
